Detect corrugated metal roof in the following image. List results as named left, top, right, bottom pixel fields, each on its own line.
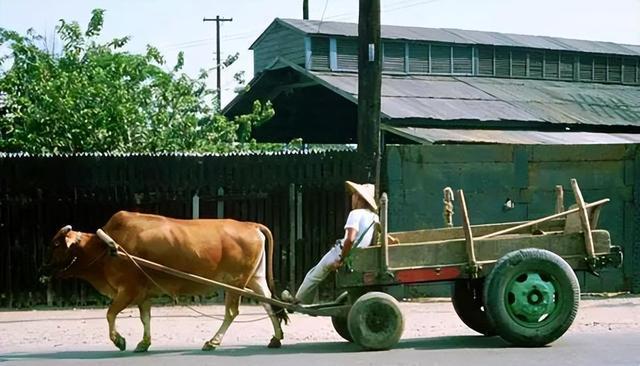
left=384, top=126, right=640, bottom=145
left=276, top=18, right=640, bottom=57
left=310, top=71, right=640, bottom=126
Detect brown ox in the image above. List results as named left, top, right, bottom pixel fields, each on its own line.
left=40, top=211, right=288, bottom=352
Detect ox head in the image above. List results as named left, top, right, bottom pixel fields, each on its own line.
left=39, top=225, right=83, bottom=283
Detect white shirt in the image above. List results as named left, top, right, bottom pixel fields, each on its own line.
left=343, top=209, right=379, bottom=248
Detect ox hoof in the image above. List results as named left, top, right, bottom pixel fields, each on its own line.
left=134, top=340, right=151, bottom=353
left=268, top=337, right=282, bottom=348
left=113, top=334, right=126, bottom=351
left=201, top=341, right=219, bottom=351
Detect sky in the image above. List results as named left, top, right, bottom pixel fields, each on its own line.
left=1, top=0, right=639, bottom=107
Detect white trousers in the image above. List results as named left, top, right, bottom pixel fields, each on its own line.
left=295, top=242, right=342, bottom=304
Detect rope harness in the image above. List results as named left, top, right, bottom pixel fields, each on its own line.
left=112, top=241, right=272, bottom=323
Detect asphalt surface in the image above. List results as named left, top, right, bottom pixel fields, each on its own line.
left=1, top=296, right=639, bottom=365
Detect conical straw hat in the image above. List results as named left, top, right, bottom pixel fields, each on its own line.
left=345, top=181, right=377, bottom=211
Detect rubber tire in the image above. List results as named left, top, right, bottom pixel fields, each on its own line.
left=484, top=248, right=580, bottom=347
left=331, top=316, right=354, bottom=342
left=347, top=292, right=404, bottom=350
left=451, top=279, right=497, bottom=336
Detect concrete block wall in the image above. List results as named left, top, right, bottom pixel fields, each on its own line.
left=385, top=144, right=639, bottom=293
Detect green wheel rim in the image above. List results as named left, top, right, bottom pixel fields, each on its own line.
left=505, top=271, right=558, bottom=327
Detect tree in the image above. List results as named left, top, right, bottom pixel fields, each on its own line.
left=0, top=9, right=274, bottom=154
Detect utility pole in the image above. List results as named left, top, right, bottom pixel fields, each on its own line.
left=303, top=0, right=309, bottom=19
left=203, top=15, right=233, bottom=110
left=357, top=0, right=381, bottom=188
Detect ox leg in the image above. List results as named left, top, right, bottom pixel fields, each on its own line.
left=246, top=276, right=284, bottom=348
left=134, top=300, right=152, bottom=352
left=107, top=290, right=136, bottom=351
left=202, top=292, right=240, bottom=351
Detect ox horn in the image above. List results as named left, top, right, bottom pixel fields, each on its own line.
left=61, top=225, right=73, bottom=234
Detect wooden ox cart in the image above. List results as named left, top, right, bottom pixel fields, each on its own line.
left=100, top=179, right=621, bottom=351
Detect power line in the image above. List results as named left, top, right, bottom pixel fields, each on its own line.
left=317, top=0, right=330, bottom=32
left=324, top=0, right=445, bottom=21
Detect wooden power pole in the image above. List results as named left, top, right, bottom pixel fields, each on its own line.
left=357, top=0, right=382, bottom=187
left=303, top=0, right=309, bottom=19
left=203, top=15, right=233, bottom=110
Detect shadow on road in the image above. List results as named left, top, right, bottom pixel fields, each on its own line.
left=0, top=335, right=510, bottom=360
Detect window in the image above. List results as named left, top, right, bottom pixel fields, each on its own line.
left=608, top=57, right=622, bottom=82
left=594, top=56, right=607, bottom=81
left=623, top=57, right=638, bottom=84
left=529, top=51, right=543, bottom=78
left=453, top=46, right=473, bottom=74
left=310, top=37, right=330, bottom=70
left=579, top=55, right=593, bottom=81
left=511, top=49, right=527, bottom=77
left=336, top=38, right=358, bottom=70
left=431, top=44, right=452, bottom=73
left=383, top=42, right=405, bottom=72
left=560, top=53, right=575, bottom=79
left=544, top=51, right=559, bottom=79
left=495, top=47, right=510, bottom=77
left=477, top=46, right=494, bottom=76
left=408, top=43, right=429, bottom=73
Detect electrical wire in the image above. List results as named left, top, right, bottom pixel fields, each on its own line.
left=317, top=0, right=330, bottom=32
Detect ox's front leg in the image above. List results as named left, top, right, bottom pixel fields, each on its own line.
left=202, top=292, right=240, bottom=351
left=246, top=277, right=284, bottom=348
left=107, top=289, right=136, bottom=351
left=134, top=300, right=152, bottom=352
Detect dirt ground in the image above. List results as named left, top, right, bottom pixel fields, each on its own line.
left=1, top=295, right=638, bottom=354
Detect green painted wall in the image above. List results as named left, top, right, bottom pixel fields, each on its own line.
left=253, top=22, right=306, bottom=74
left=385, top=144, right=639, bottom=293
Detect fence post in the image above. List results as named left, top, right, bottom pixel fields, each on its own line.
left=216, top=187, right=224, bottom=218
left=192, top=191, right=200, bottom=219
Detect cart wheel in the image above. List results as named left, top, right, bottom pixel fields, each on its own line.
left=331, top=316, right=353, bottom=342
left=347, top=292, right=404, bottom=350
left=451, top=279, right=497, bottom=336
left=484, top=248, right=579, bottom=347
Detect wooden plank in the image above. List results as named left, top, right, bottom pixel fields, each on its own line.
left=477, top=199, right=609, bottom=240
left=391, top=219, right=566, bottom=243
left=571, top=179, right=596, bottom=259
left=456, top=190, right=477, bottom=270
left=349, top=230, right=612, bottom=272
left=380, top=193, right=389, bottom=271
left=555, top=185, right=564, bottom=213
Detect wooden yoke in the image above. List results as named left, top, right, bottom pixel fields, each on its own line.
left=456, top=189, right=479, bottom=278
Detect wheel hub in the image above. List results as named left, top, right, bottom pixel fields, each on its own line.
left=508, top=272, right=556, bottom=323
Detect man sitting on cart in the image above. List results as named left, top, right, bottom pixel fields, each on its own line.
left=282, top=181, right=383, bottom=304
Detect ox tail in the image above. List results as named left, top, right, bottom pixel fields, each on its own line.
left=259, top=224, right=290, bottom=325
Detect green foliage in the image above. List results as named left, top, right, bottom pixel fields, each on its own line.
left=0, top=9, right=274, bottom=154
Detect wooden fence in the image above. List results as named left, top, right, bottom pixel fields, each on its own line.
left=0, top=151, right=364, bottom=308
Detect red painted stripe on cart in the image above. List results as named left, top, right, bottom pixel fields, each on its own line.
left=395, top=267, right=462, bottom=283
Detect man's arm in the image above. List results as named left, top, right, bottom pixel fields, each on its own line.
left=329, top=227, right=357, bottom=271
left=339, top=227, right=358, bottom=261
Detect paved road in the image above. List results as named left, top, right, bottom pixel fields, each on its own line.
left=2, top=332, right=639, bottom=366
left=1, top=296, right=639, bottom=365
